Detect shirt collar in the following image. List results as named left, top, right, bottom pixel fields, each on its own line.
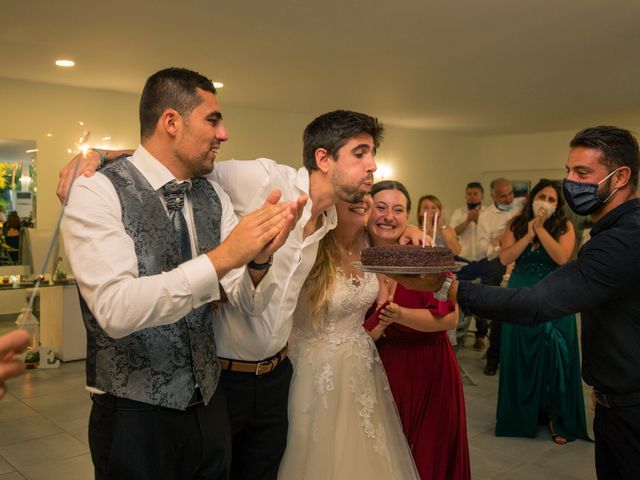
left=590, top=198, right=640, bottom=237
left=131, top=145, right=191, bottom=191
left=294, top=166, right=311, bottom=195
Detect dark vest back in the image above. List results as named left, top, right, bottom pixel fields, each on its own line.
left=79, top=159, right=222, bottom=409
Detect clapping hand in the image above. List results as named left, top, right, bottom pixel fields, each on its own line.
left=532, top=208, right=546, bottom=233
left=467, top=207, right=480, bottom=223
left=253, top=190, right=308, bottom=263
left=208, top=189, right=299, bottom=276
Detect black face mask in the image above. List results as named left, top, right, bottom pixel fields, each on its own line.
left=467, top=202, right=481, bottom=210
left=562, top=169, right=619, bottom=216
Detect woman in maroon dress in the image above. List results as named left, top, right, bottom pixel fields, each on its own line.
left=364, top=180, right=471, bottom=480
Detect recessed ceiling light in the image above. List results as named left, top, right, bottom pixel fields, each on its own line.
left=25, top=149, right=38, bottom=153
left=55, top=59, right=75, bottom=67
left=213, top=82, right=224, bottom=88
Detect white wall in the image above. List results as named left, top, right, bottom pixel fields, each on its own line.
left=0, top=77, right=486, bottom=229
left=377, top=127, right=483, bottom=224
left=0, top=77, right=319, bottom=231
left=1, top=76, right=638, bottom=233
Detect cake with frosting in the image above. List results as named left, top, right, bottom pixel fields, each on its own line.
left=361, top=244, right=455, bottom=268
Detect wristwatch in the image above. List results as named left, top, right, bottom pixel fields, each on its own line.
left=434, top=276, right=453, bottom=301
left=94, top=149, right=108, bottom=168
left=248, top=255, right=273, bottom=270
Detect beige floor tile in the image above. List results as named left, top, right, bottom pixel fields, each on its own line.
left=532, top=440, right=597, bottom=479
left=0, top=456, right=15, bottom=475
left=493, top=461, right=586, bottom=480
left=0, top=416, right=63, bottom=447
left=0, top=472, right=25, bottom=480
left=18, top=453, right=94, bottom=480
left=0, top=402, right=38, bottom=424
left=469, top=444, right=525, bottom=479
left=66, top=427, right=89, bottom=447
left=0, top=433, right=88, bottom=471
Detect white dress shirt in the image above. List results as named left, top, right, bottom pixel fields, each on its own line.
left=209, top=158, right=337, bottom=360
left=450, top=205, right=489, bottom=262
left=476, top=198, right=524, bottom=259
left=62, top=145, right=272, bottom=339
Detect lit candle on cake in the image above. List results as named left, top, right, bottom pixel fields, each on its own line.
left=422, top=211, right=428, bottom=247
left=431, top=211, right=438, bottom=248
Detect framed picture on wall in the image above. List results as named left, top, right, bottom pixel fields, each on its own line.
left=511, top=180, right=530, bottom=198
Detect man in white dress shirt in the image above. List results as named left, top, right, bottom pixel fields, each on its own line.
left=210, top=110, right=384, bottom=479
left=61, top=68, right=298, bottom=480
left=58, top=108, right=385, bottom=479
left=450, top=182, right=491, bottom=348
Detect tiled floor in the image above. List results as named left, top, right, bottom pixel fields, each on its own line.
left=0, top=336, right=596, bottom=479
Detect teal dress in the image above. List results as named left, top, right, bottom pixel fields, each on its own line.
left=495, top=245, right=590, bottom=442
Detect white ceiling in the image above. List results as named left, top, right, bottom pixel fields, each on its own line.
left=2, top=0, right=640, bottom=135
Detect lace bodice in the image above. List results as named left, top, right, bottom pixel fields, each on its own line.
left=291, top=270, right=379, bottom=343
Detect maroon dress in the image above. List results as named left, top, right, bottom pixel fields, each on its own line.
left=365, top=285, right=471, bottom=480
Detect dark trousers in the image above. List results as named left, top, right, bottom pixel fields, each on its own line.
left=89, top=387, right=231, bottom=480
left=458, top=258, right=506, bottom=352
left=594, top=403, right=640, bottom=479
left=485, top=320, right=503, bottom=368
left=220, top=357, right=293, bottom=480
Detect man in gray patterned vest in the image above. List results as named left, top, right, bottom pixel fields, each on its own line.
left=61, top=68, right=300, bottom=480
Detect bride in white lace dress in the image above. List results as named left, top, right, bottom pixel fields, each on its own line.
left=278, top=199, right=419, bottom=480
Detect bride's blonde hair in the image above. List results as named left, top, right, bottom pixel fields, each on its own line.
left=304, top=230, right=341, bottom=330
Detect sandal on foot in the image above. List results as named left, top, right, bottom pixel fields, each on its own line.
left=548, top=421, right=567, bottom=445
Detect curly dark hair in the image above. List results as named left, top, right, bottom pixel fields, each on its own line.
left=510, top=179, right=569, bottom=241
left=302, top=110, right=384, bottom=172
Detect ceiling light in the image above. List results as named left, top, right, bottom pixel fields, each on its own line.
left=25, top=149, right=38, bottom=153
left=214, top=82, right=224, bottom=88
left=55, top=59, right=75, bottom=67
left=101, top=136, right=111, bottom=141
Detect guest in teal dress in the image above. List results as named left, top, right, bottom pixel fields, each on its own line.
left=495, top=179, right=590, bottom=444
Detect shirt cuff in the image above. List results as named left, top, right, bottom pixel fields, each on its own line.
left=242, top=267, right=278, bottom=315
left=457, top=280, right=472, bottom=315
left=179, top=254, right=221, bottom=307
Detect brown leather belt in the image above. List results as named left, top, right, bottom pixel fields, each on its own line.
left=218, top=344, right=288, bottom=376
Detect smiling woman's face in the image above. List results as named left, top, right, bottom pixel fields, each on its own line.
left=367, top=189, right=409, bottom=244
left=335, top=195, right=372, bottom=230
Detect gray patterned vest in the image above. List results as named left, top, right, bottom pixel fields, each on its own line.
left=79, top=159, right=222, bottom=410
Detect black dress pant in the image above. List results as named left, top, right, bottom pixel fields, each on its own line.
left=220, top=357, right=293, bottom=480
left=89, top=387, right=231, bottom=480
left=483, top=258, right=506, bottom=369
left=594, top=403, right=640, bottom=480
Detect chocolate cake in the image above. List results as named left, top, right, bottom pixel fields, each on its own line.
left=361, top=245, right=455, bottom=268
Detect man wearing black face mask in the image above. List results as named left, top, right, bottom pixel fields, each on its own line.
left=451, top=182, right=491, bottom=348
left=393, top=126, right=640, bottom=480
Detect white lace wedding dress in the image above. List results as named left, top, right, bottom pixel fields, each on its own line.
left=278, top=270, right=419, bottom=479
